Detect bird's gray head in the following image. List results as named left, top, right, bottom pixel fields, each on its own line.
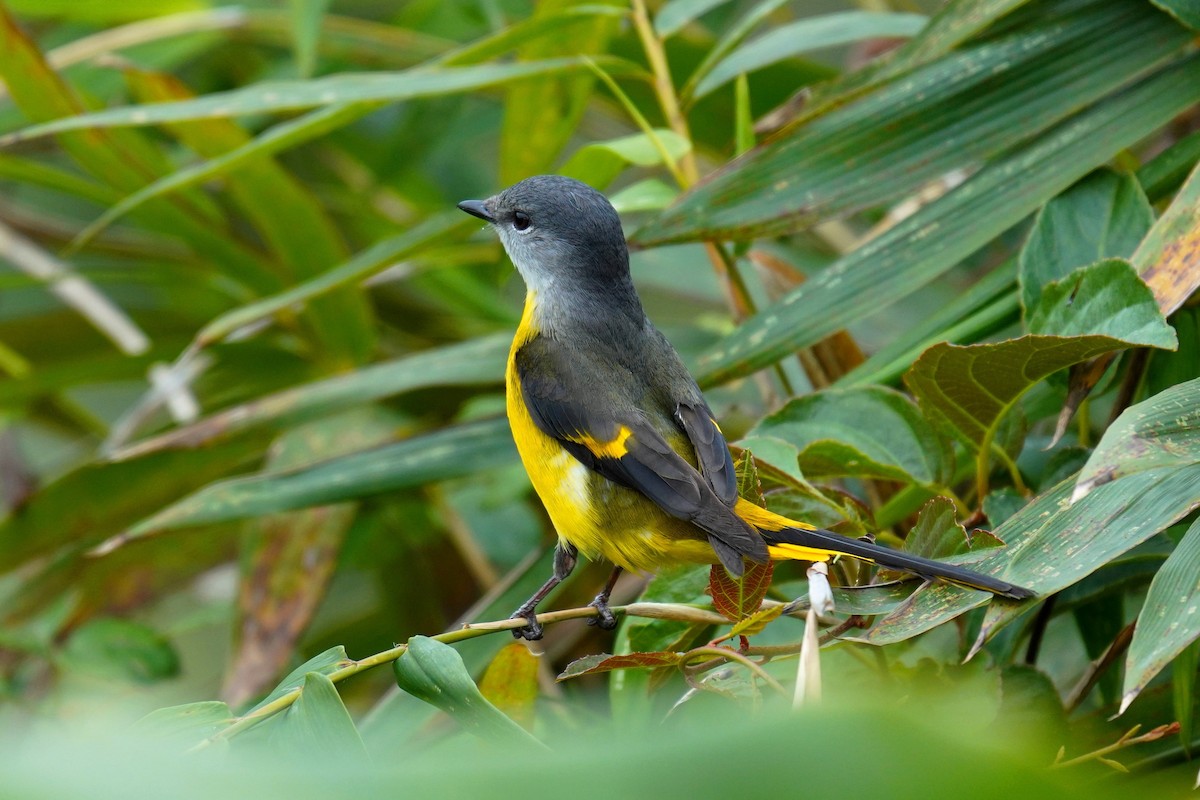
left=458, top=175, right=631, bottom=299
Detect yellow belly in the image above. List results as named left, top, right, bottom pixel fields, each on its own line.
left=506, top=295, right=713, bottom=572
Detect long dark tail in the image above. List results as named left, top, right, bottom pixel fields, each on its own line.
left=762, top=525, right=1036, bottom=600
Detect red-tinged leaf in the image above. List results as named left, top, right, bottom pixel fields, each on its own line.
left=557, top=651, right=683, bottom=680
left=728, top=604, right=784, bottom=638
left=709, top=560, right=774, bottom=622
left=478, top=644, right=540, bottom=731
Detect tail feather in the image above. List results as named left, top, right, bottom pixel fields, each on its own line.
left=762, top=525, right=1035, bottom=601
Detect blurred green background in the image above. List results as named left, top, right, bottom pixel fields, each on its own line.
left=1, top=0, right=1199, bottom=794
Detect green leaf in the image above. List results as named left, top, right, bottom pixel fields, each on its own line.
left=248, top=645, right=353, bottom=714
left=109, top=417, right=517, bottom=542
left=1074, top=376, right=1200, bottom=500
left=1131, top=160, right=1200, bottom=317
left=1173, top=640, right=1200, bottom=752
left=3, top=0, right=204, bottom=22
left=114, top=334, right=509, bottom=459
left=1019, top=169, right=1153, bottom=316
left=750, top=386, right=950, bottom=486
left=1071, top=592, right=1123, bottom=706
left=1152, top=0, right=1200, bottom=30
left=271, top=672, right=367, bottom=761
left=907, top=259, right=1175, bottom=453
left=609, top=179, right=678, bottom=213
left=684, top=52, right=1200, bottom=385
left=692, top=12, right=927, bottom=99
left=0, top=57, right=639, bottom=143
left=640, top=4, right=1192, bottom=246
left=393, top=636, right=543, bottom=747
left=477, top=644, right=540, bottom=731
left=559, top=129, right=692, bottom=189
left=1122, top=517, right=1200, bottom=711
left=61, top=618, right=179, bottom=684
left=558, top=651, right=684, bottom=679
left=905, top=497, right=969, bottom=560
left=289, top=0, right=330, bottom=78
left=654, top=0, right=730, bottom=36
left=134, top=701, right=234, bottom=747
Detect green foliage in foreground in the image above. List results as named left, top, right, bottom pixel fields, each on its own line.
left=1, top=0, right=1199, bottom=793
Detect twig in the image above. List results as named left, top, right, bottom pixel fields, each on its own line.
left=1064, top=621, right=1135, bottom=713
left=1052, top=723, right=1180, bottom=771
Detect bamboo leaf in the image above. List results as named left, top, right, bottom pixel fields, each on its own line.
left=558, top=651, right=684, bottom=679
left=655, top=0, right=730, bottom=36
left=271, top=672, right=367, bottom=762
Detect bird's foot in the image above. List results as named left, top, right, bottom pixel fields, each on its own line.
left=509, top=607, right=544, bottom=641
left=586, top=594, right=618, bottom=630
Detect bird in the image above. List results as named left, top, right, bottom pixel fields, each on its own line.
left=458, top=175, right=1034, bottom=640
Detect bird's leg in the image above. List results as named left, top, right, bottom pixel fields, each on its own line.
left=510, top=542, right=578, bottom=641
left=586, top=566, right=623, bottom=631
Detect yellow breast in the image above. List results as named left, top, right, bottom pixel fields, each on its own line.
left=505, top=292, right=714, bottom=572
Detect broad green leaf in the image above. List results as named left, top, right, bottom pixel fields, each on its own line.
left=559, top=129, right=691, bottom=189
left=1152, top=0, right=1200, bottom=29
left=1074, top=376, right=1200, bottom=500
left=271, top=672, right=367, bottom=761
left=907, top=259, right=1175, bottom=453
left=1123, top=517, right=1200, bottom=711
left=1019, top=169, right=1153, bottom=315
left=905, top=498, right=969, bottom=560
left=61, top=618, right=179, bottom=684
left=110, top=417, right=516, bottom=541
left=692, top=12, right=927, bottom=99
left=639, top=4, right=1191, bottom=246
left=558, top=651, right=684, bottom=679
left=609, top=179, right=678, bottom=213
left=477, top=644, right=540, bottom=731
left=692, top=52, right=1200, bottom=385
left=134, top=701, right=234, bottom=746
left=0, top=57, right=639, bottom=143
left=750, top=386, right=950, bottom=486
left=248, top=645, right=353, bottom=714
left=1131, top=160, right=1200, bottom=317
left=805, top=0, right=1034, bottom=110
left=862, top=464, right=1200, bottom=646
left=0, top=437, right=262, bottom=572
left=654, top=0, right=730, bottom=36
left=393, top=636, right=543, bottom=747
left=114, top=334, right=509, bottom=459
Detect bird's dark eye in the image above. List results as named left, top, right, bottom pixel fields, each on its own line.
left=512, top=211, right=531, bottom=231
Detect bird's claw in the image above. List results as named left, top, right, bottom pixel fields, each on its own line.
left=586, top=595, right=618, bottom=630
left=510, top=608, right=544, bottom=641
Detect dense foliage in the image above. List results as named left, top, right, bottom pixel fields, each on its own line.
left=1, top=0, right=1199, bottom=794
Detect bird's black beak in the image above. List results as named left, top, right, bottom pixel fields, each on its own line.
left=457, top=199, right=495, bottom=223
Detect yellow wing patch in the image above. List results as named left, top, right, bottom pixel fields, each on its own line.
left=569, top=425, right=633, bottom=459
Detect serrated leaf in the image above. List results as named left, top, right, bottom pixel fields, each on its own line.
left=478, top=644, right=540, bottom=731
left=907, top=259, right=1175, bottom=453
left=709, top=561, right=773, bottom=622
left=1019, top=169, right=1153, bottom=316
left=393, top=636, right=544, bottom=747
left=1121, top=517, right=1200, bottom=711
left=557, top=651, right=684, bottom=680
left=905, top=497, right=969, bottom=560
left=750, top=386, right=950, bottom=486
left=271, top=672, right=367, bottom=762
left=1074, top=376, right=1200, bottom=499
